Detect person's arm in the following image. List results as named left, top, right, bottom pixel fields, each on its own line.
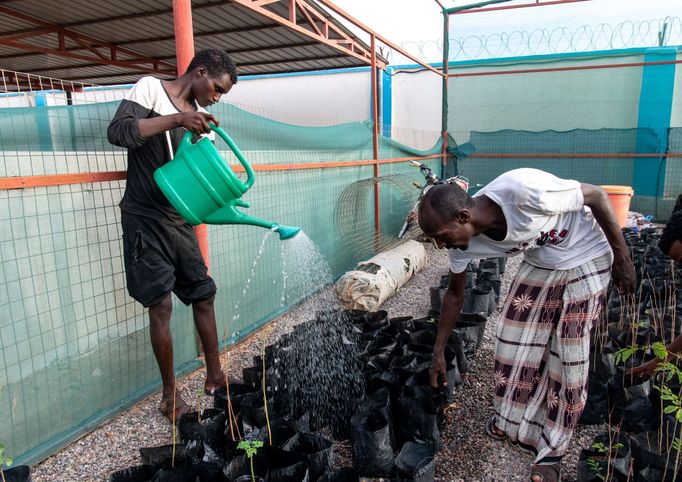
left=628, top=334, right=682, bottom=379
left=580, top=183, right=636, bottom=294
left=430, top=270, right=466, bottom=388
left=137, top=111, right=219, bottom=139
left=108, top=111, right=219, bottom=149
left=107, top=77, right=219, bottom=149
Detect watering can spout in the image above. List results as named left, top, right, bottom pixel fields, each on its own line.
left=274, top=225, right=302, bottom=240
left=203, top=201, right=301, bottom=240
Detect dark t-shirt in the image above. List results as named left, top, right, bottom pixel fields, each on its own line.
left=107, top=76, right=213, bottom=225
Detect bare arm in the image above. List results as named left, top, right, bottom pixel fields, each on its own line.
left=137, top=111, right=219, bottom=139
left=108, top=110, right=219, bottom=149
left=580, top=183, right=636, bottom=294
left=430, top=270, right=466, bottom=387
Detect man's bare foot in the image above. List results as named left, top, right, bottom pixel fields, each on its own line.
left=159, top=393, right=191, bottom=423
left=204, top=369, right=228, bottom=395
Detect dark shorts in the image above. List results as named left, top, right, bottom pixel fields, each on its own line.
left=121, top=212, right=217, bottom=307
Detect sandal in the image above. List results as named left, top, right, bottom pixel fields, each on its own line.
left=530, top=462, right=561, bottom=482
left=159, top=396, right=191, bottom=423
left=485, top=415, right=507, bottom=441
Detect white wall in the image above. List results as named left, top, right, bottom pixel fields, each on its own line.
left=669, top=50, right=682, bottom=128
left=228, top=70, right=371, bottom=126
left=47, top=71, right=372, bottom=126
left=390, top=68, right=442, bottom=150
left=0, top=94, right=32, bottom=108
left=72, top=87, right=129, bottom=105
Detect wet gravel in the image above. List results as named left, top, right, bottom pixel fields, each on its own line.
left=32, top=244, right=603, bottom=481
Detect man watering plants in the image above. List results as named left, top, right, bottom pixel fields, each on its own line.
left=417, top=168, right=636, bottom=482
left=107, top=49, right=237, bottom=422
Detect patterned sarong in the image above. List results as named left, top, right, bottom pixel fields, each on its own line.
left=493, top=253, right=612, bottom=463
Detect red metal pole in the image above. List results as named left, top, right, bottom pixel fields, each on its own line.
left=173, top=0, right=195, bottom=72
left=441, top=11, right=449, bottom=177
left=0, top=155, right=446, bottom=191
left=371, top=34, right=380, bottom=252
left=172, top=0, right=209, bottom=271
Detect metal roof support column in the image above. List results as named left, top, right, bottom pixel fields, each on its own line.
left=441, top=9, right=449, bottom=178
left=173, top=0, right=210, bottom=272
left=371, top=34, right=380, bottom=253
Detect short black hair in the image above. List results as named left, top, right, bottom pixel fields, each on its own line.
left=187, top=49, right=238, bottom=84
left=422, top=183, right=474, bottom=222
left=659, top=210, right=682, bottom=256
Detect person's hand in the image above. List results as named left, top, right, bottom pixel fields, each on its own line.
left=611, top=251, right=636, bottom=295
left=626, top=359, right=660, bottom=380
left=177, top=112, right=219, bottom=135
left=429, top=351, right=448, bottom=388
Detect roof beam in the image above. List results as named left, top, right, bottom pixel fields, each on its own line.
left=229, top=0, right=385, bottom=68
left=56, top=53, right=349, bottom=81
left=117, top=23, right=282, bottom=47
left=16, top=41, right=323, bottom=74
left=46, top=1, right=233, bottom=28
left=0, top=26, right=59, bottom=41
left=0, top=39, right=176, bottom=70
left=0, top=5, right=178, bottom=75
left=0, top=0, right=380, bottom=77
left=315, top=0, right=440, bottom=75
left=0, top=21, right=315, bottom=61
left=0, top=39, right=176, bottom=75
left=252, top=0, right=284, bottom=6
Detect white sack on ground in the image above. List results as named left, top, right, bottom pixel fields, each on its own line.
left=335, top=240, right=428, bottom=311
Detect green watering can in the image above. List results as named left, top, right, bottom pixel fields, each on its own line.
left=154, top=124, right=301, bottom=240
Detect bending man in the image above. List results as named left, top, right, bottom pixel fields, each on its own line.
left=418, top=168, right=635, bottom=482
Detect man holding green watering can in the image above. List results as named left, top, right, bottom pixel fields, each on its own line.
left=107, top=49, right=237, bottom=422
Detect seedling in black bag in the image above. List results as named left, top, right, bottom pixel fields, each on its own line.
left=587, top=441, right=623, bottom=481
left=261, top=345, right=272, bottom=446
left=0, top=443, right=13, bottom=482
left=592, top=441, right=623, bottom=453
left=657, top=385, right=682, bottom=422
left=635, top=334, right=682, bottom=480
left=670, top=438, right=682, bottom=482
left=195, top=387, right=204, bottom=423
left=586, top=458, right=605, bottom=481
left=237, top=439, right=264, bottom=482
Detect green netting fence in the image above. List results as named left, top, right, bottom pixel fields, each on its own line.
left=451, top=127, right=682, bottom=220
left=443, top=28, right=681, bottom=221
left=0, top=99, right=441, bottom=465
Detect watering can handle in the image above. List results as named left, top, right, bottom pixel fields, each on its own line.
left=209, top=124, right=256, bottom=190
left=176, top=124, right=256, bottom=190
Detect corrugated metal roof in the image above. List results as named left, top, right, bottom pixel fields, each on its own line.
left=0, top=0, right=384, bottom=87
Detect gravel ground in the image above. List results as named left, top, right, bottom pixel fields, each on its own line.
left=33, top=244, right=604, bottom=481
